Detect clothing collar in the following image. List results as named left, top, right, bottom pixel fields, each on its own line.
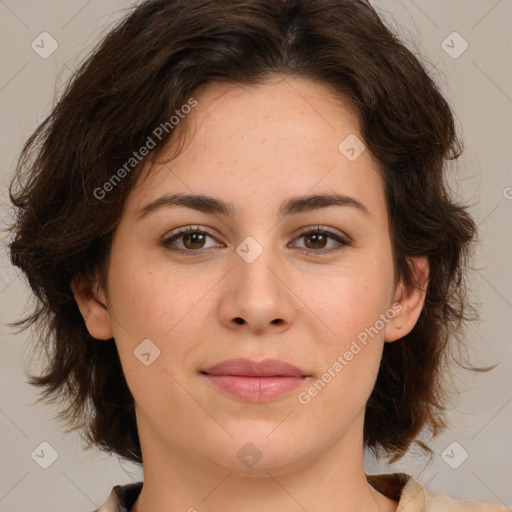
left=98, top=473, right=421, bottom=511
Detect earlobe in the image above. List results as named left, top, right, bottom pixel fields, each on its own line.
left=384, top=256, right=429, bottom=343
left=71, top=275, right=113, bottom=340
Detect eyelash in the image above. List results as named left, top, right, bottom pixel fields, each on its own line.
left=161, top=225, right=351, bottom=256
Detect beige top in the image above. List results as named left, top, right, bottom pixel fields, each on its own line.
left=93, top=473, right=508, bottom=511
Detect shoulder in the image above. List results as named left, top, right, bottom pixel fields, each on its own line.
left=368, top=473, right=508, bottom=512
left=92, top=476, right=508, bottom=512
left=91, top=481, right=143, bottom=512
left=398, top=474, right=509, bottom=512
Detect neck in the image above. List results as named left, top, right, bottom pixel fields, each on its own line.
left=131, top=416, right=397, bottom=512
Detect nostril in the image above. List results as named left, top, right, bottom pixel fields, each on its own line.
left=234, top=317, right=244, bottom=324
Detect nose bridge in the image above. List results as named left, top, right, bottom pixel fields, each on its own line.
left=234, top=237, right=285, bottom=301
left=219, top=234, right=295, bottom=332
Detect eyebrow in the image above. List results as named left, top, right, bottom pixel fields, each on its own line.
left=138, top=192, right=370, bottom=220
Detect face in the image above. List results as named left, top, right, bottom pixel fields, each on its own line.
left=74, top=75, right=426, bottom=476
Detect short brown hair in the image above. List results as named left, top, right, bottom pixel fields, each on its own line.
left=8, top=0, right=476, bottom=464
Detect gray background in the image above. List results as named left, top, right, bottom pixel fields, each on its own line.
left=0, top=1, right=511, bottom=510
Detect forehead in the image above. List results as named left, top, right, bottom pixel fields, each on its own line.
left=126, top=76, right=385, bottom=216
left=185, top=76, right=363, bottom=155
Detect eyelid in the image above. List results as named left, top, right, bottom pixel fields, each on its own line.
left=293, top=225, right=352, bottom=245
left=161, top=225, right=223, bottom=247
left=161, top=224, right=352, bottom=255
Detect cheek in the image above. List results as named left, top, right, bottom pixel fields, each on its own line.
left=312, top=260, right=395, bottom=342
left=107, top=257, right=199, bottom=339
left=301, top=259, right=394, bottom=402
left=298, top=291, right=388, bottom=425
left=106, top=254, right=223, bottom=384
left=106, top=262, right=200, bottom=412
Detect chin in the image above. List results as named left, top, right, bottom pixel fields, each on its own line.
left=204, top=428, right=315, bottom=476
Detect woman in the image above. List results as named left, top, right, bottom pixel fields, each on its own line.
left=8, top=0, right=507, bottom=511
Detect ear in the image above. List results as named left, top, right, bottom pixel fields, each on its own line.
left=384, top=256, right=429, bottom=342
left=71, top=274, right=113, bottom=340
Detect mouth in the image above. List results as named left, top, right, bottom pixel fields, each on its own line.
left=201, top=358, right=310, bottom=402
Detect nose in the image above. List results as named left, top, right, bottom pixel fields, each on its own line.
left=217, top=247, right=296, bottom=336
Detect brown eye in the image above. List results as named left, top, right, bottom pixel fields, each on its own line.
left=291, top=227, right=350, bottom=255
left=303, top=232, right=329, bottom=250
left=182, top=231, right=207, bottom=249
left=162, top=226, right=220, bottom=254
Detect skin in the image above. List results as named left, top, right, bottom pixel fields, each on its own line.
left=73, top=75, right=428, bottom=512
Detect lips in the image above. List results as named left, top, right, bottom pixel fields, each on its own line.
left=203, top=358, right=307, bottom=377
left=201, top=358, right=309, bottom=402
